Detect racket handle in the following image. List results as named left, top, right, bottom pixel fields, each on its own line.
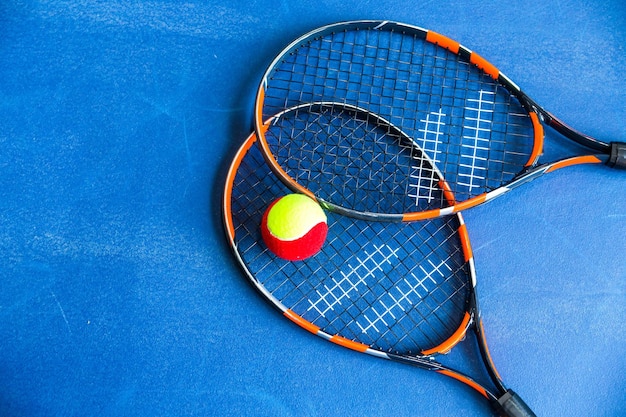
left=607, top=142, right=626, bottom=169
left=493, top=390, right=536, bottom=417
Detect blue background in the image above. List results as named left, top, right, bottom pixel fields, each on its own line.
left=1, top=1, right=625, bottom=416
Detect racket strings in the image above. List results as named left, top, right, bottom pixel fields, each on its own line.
left=289, top=217, right=469, bottom=354
left=268, top=104, right=444, bottom=215
left=262, top=24, right=537, bottom=211
left=230, top=143, right=471, bottom=355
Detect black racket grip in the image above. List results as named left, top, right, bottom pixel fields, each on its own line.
left=493, top=390, right=536, bottom=417
left=607, top=142, right=626, bottom=169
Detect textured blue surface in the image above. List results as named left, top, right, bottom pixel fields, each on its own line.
left=1, top=1, right=625, bottom=416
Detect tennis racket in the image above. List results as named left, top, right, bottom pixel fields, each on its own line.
left=254, top=20, right=625, bottom=221
left=222, top=131, right=536, bottom=416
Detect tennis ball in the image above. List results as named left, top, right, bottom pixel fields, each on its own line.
left=261, top=194, right=328, bottom=261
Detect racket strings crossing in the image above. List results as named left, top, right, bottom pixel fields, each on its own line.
left=267, top=104, right=444, bottom=215
left=261, top=22, right=537, bottom=211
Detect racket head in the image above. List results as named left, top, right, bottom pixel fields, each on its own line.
left=223, top=131, right=486, bottom=392
left=258, top=102, right=450, bottom=221
left=255, top=20, right=545, bottom=220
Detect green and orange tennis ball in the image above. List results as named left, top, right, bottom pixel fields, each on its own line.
left=261, top=193, right=328, bottom=261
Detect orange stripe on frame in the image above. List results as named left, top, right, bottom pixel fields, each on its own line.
left=453, top=193, right=487, bottom=213
left=426, top=31, right=460, bottom=54
left=469, top=53, right=499, bottom=79
left=546, top=155, right=602, bottom=173
left=436, top=369, right=489, bottom=398
left=330, top=335, right=370, bottom=352
left=402, top=208, right=443, bottom=222
left=284, top=310, right=320, bottom=334
left=526, top=112, right=544, bottom=167
left=458, top=224, right=473, bottom=262
left=422, top=312, right=471, bottom=355
left=224, top=133, right=257, bottom=239
left=438, top=179, right=456, bottom=205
